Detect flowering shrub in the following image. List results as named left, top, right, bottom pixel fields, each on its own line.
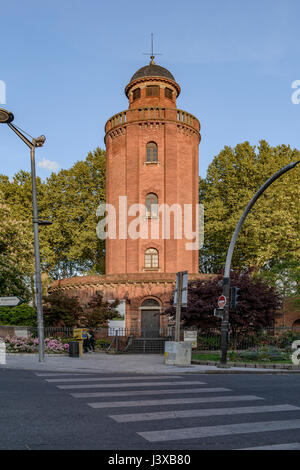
left=1, top=335, right=69, bottom=354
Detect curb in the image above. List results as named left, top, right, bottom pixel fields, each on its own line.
left=192, top=359, right=300, bottom=371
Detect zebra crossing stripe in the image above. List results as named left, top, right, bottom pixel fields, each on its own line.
left=138, top=419, right=300, bottom=442
left=88, top=395, right=263, bottom=409
left=57, top=380, right=206, bottom=389
left=46, top=375, right=184, bottom=383
left=71, top=387, right=231, bottom=399
left=36, top=373, right=93, bottom=377
left=238, top=442, right=300, bottom=450
left=110, top=404, right=300, bottom=423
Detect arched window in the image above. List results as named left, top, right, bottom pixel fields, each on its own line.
left=293, top=319, right=300, bottom=333
left=146, top=142, right=158, bottom=162
left=144, top=248, right=159, bottom=269
left=142, top=298, right=160, bottom=307
left=146, top=193, right=158, bottom=217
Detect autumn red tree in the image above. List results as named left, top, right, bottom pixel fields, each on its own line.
left=164, top=272, right=282, bottom=333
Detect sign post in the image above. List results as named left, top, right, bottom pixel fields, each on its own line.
left=174, top=271, right=188, bottom=342
left=219, top=278, right=231, bottom=366
left=164, top=271, right=191, bottom=367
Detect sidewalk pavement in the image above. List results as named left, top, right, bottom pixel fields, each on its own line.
left=1, top=353, right=300, bottom=374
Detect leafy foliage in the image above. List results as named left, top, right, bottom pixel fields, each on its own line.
left=165, top=271, right=281, bottom=332
left=199, top=141, right=300, bottom=273
left=40, top=147, right=106, bottom=278
left=42, top=290, right=119, bottom=328
left=0, top=190, right=33, bottom=299
left=257, top=258, right=300, bottom=299
left=0, top=147, right=106, bottom=283
left=0, top=305, right=37, bottom=326
left=42, top=291, right=81, bottom=327
left=79, top=292, right=120, bottom=328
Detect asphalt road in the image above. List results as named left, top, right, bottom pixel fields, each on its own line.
left=1, top=369, right=300, bottom=451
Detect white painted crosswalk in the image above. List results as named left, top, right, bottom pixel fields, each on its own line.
left=88, top=395, right=263, bottom=409
left=70, top=387, right=231, bottom=398
left=137, top=419, right=300, bottom=442
left=239, top=443, right=300, bottom=450
left=37, top=371, right=300, bottom=450
left=57, top=380, right=204, bottom=389
left=110, top=404, right=299, bottom=423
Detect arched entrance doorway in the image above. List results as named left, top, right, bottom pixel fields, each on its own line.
left=140, top=298, right=161, bottom=337
left=292, top=319, right=300, bottom=333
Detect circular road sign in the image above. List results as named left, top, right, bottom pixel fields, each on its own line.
left=218, top=295, right=227, bottom=309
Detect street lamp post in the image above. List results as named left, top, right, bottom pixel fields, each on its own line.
left=219, top=159, right=300, bottom=367
left=0, top=108, right=47, bottom=362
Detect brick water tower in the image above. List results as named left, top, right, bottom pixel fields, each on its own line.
left=105, top=57, right=201, bottom=277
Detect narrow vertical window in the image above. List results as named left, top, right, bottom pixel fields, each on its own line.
left=146, top=193, right=158, bottom=217
left=165, top=87, right=173, bottom=100
left=132, top=88, right=141, bottom=101
left=146, top=142, right=158, bottom=162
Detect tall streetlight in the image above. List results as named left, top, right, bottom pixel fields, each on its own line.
left=0, top=108, right=47, bottom=362
left=219, top=159, right=300, bottom=367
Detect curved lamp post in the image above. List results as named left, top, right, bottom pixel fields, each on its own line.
left=219, top=159, right=300, bottom=367
left=0, top=108, right=48, bottom=362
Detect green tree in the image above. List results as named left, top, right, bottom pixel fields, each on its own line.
left=200, top=141, right=300, bottom=273
left=0, top=171, right=45, bottom=301
left=40, top=147, right=106, bottom=279
left=0, top=191, right=33, bottom=299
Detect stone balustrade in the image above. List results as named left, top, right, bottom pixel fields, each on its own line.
left=105, top=107, right=200, bottom=134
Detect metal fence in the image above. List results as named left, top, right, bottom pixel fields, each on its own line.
left=1, top=325, right=300, bottom=354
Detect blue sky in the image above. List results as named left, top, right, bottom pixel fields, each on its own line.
left=1, top=0, right=300, bottom=179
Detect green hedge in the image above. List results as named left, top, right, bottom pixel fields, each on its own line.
left=0, top=305, right=37, bottom=326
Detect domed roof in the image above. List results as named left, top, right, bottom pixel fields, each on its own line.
left=130, top=62, right=175, bottom=82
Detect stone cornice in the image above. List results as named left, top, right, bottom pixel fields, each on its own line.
left=50, top=273, right=214, bottom=291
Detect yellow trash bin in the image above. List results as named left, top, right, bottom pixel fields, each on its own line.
left=73, top=328, right=88, bottom=357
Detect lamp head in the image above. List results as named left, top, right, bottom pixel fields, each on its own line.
left=0, top=108, right=14, bottom=124
left=34, top=135, right=46, bottom=147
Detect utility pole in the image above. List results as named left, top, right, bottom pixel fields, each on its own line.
left=0, top=108, right=49, bottom=363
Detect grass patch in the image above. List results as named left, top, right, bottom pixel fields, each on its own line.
left=192, top=351, right=293, bottom=364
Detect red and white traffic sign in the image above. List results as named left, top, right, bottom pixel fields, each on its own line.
left=218, top=295, right=227, bottom=309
